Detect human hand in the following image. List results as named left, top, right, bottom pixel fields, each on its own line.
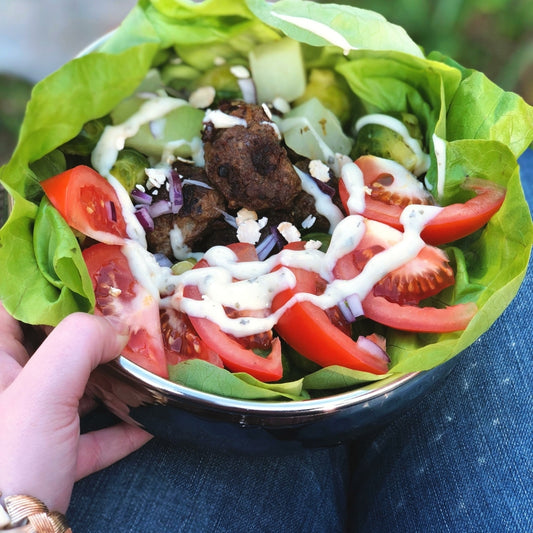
left=0, top=303, right=153, bottom=514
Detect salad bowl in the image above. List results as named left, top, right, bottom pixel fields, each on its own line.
left=1, top=0, right=532, bottom=454
left=86, top=352, right=460, bottom=454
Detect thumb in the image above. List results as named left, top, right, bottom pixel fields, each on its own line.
left=13, top=312, right=129, bottom=402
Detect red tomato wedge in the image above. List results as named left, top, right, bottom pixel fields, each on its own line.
left=160, top=308, right=223, bottom=368
left=41, top=165, right=129, bottom=245
left=339, top=155, right=506, bottom=245
left=333, top=243, right=477, bottom=333
left=183, top=243, right=283, bottom=382
left=346, top=218, right=455, bottom=305
left=359, top=295, right=477, bottom=333
left=271, top=243, right=390, bottom=375
left=83, top=243, right=168, bottom=378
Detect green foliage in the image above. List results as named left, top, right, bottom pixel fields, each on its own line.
left=317, top=0, right=533, bottom=103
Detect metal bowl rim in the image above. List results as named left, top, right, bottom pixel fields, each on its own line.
left=113, top=356, right=422, bottom=416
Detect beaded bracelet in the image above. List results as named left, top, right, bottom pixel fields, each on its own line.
left=0, top=494, right=71, bottom=533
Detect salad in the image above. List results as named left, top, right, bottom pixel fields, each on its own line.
left=0, top=0, right=532, bottom=401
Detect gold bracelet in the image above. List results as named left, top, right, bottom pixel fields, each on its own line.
left=0, top=494, right=71, bottom=533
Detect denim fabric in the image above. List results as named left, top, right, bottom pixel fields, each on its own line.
left=69, top=151, right=532, bottom=533
left=68, top=439, right=350, bottom=532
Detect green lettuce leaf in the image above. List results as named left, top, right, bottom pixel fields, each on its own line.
left=168, top=359, right=309, bottom=401
left=0, top=0, right=531, bottom=398
left=302, top=365, right=390, bottom=391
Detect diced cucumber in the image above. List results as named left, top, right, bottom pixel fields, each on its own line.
left=249, top=38, right=306, bottom=103
left=110, top=69, right=205, bottom=159
left=111, top=98, right=205, bottom=159
left=276, top=97, right=353, bottom=162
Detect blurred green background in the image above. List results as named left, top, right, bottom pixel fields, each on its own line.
left=1, top=0, right=532, bottom=165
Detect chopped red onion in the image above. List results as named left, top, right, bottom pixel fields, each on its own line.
left=154, top=253, right=173, bottom=268
left=311, top=175, right=336, bottom=198
left=170, top=337, right=183, bottom=352
left=135, top=206, right=155, bottom=231
left=270, top=225, right=286, bottom=248
left=182, top=179, right=213, bottom=189
left=338, top=294, right=363, bottom=323
left=131, top=188, right=153, bottom=205
left=217, top=209, right=238, bottom=228
left=256, top=233, right=278, bottom=261
left=148, top=200, right=172, bottom=218
left=105, top=200, right=117, bottom=222
left=169, top=170, right=184, bottom=214
left=238, top=77, right=257, bottom=104
left=356, top=335, right=390, bottom=364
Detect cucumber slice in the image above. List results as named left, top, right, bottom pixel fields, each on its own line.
left=277, top=97, right=353, bottom=162
left=249, top=38, right=306, bottom=103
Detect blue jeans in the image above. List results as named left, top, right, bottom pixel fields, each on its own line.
left=68, top=150, right=533, bottom=533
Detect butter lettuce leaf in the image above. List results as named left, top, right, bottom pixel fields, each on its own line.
left=169, top=359, right=309, bottom=401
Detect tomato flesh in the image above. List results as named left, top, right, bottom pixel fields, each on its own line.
left=271, top=243, right=389, bottom=375
left=161, top=308, right=223, bottom=368
left=339, top=157, right=506, bottom=245
left=334, top=249, right=477, bottom=333
left=83, top=243, right=168, bottom=378
left=41, top=165, right=129, bottom=245
left=183, top=243, right=283, bottom=382
left=345, top=218, right=455, bottom=305
left=361, top=294, right=477, bottom=333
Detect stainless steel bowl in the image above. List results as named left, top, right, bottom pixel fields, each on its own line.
left=87, top=356, right=457, bottom=454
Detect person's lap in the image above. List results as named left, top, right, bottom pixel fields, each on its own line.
left=69, top=151, right=533, bottom=532
left=68, top=430, right=350, bottom=532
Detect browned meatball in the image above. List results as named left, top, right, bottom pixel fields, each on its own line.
left=146, top=161, right=226, bottom=258
left=202, top=101, right=301, bottom=211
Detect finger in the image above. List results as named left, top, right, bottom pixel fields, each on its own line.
left=0, top=302, right=29, bottom=366
left=75, top=423, right=153, bottom=480
left=0, top=353, right=23, bottom=391
left=78, top=395, right=99, bottom=418
left=11, top=312, right=129, bottom=404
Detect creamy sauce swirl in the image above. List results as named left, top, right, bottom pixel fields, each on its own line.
left=122, top=204, right=441, bottom=339
left=271, top=11, right=355, bottom=55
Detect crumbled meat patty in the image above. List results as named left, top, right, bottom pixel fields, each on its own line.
left=202, top=101, right=301, bottom=211
left=265, top=191, right=332, bottom=234
left=146, top=161, right=226, bottom=258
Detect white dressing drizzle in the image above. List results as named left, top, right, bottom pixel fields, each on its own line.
left=203, top=109, right=247, bottom=129
left=271, top=11, right=355, bottom=55
left=432, top=133, right=447, bottom=199
left=92, top=96, right=189, bottom=177
left=169, top=225, right=203, bottom=261
left=321, top=215, right=366, bottom=281
left=355, top=114, right=430, bottom=176
left=121, top=201, right=442, bottom=339
left=293, top=166, right=344, bottom=231
left=340, top=160, right=366, bottom=215
left=319, top=205, right=442, bottom=307
left=91, top=77, right=447, bottom=343
left=91, top=96, right=191, bottom=248
left=121, top=240, right=170, bottom=300
left=106, top=174, right=147, bottom=248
